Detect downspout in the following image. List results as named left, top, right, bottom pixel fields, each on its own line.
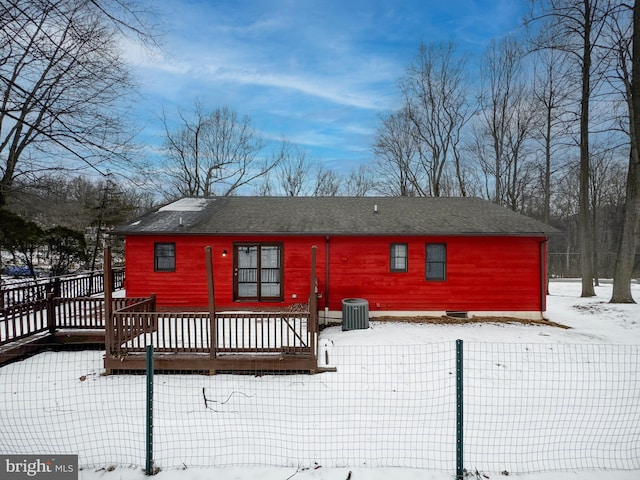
left=540, top=237, right=549, bottom=315
left=325, top=235, right=330, bottom=323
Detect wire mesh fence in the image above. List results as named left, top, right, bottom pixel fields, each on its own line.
left=151, top=342, right=456, bottom=470
left=463, top=342, right=640, bottom=474
left=0, top=350, right=145, bottom=467
left=0, top=342, right=639, bottom=476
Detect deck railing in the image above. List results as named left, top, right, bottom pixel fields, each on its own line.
left=3, top=246, right=321, bottom=374
left=1, top=269, right=124, bottom=308
left=104, top=301, right=318, bottom=372
left=54, top=298, right=106, bottom=329
left=110, top=312, right=211, bottom=356
left=215, top=312, right=312, bottom=354
left=4, top=246, right=321, bottom=374
left=0, top=299, right=49, bottom=346
left=108, top=310, right=314, bottom=356
left=54, top=297, right=151, bottom=330
left=0, top=296, right=149, bottom=346
left=107, top=296, right=157, bottom=356
left=113, top=296, right=156, bottom=313
left=101, top=245, right=320, bottom=373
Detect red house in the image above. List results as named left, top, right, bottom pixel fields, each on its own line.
left=116, top=196, right=555, bottom=321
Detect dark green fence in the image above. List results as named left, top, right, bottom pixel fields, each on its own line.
left=1, top=341, right=639, bottom=477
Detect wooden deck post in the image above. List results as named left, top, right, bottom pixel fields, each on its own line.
left=205, top=246, right=216, bottom=375
left=53, top=277, right=61, bottom=298
left=46, top=293, right=56, bottom=335
left=308, top=245, right=318, bottom=373
left=103, top=247, right=114, bottom=375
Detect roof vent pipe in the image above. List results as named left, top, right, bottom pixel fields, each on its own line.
left=374, top=204, right=378, bottom=213
left=179, top=216, right=184, bottom=227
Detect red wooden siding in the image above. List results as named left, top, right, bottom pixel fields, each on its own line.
left=124, top=235, right=323, bottom=309
left=124, top=234, right=546, bottom=312
left=326, top=236, right=544, bottom=312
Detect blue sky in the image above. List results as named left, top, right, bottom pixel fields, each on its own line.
left=125, top=0, right=527, bottom=175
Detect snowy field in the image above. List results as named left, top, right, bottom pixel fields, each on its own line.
left=1, top=279, right=639, bottom=480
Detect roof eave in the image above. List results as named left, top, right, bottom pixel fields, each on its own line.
left=112, top=230, right=552, bottom=237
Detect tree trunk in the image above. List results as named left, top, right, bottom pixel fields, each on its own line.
left=494, top=133, right=502, bottom=205
left=0, top=150, right=19, bottom=207
left=544, top=105, right=552, bottom=225
left=592, top=203, right=599, bottom=287
left=611, top=148, right=640, bottom=302
left=579, top=0, right=596, bottom=297
left=611, top=1, right=640, bottom=303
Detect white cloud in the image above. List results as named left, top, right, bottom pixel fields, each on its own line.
left=215, top=69, right=389, bottom=111
left=128, top=39, right=398, bottom=112
left=125, top=0, right=527, bottom=169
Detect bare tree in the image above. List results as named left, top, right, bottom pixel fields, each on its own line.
left=400, top=42, right=474, bottom=197
left=162, top=103, right=273, bottom=196
left=344, top=164, right=377, bottom=196
left=312, top=164, right=342, bottom=197
left=255, top=140, right=344, bottom=197
left=274, top=140, right=312, bottom=196
left=0, top=0, right=156, bottom=207
left=528, top=0, right=616, bottom=297
left=531, top=48, right=574, bottom=223
left=506, top=96, right=540, bottom=212
left=607, top=1, right=639, bottom=302
left=8, top=173, right=139, bottom=230
left=373, top=107, right=420, bottom=196
left=477, top=36, right=538, bottom=209
left=466, top=122, right=495, bottom=201
left=589, top=148, right=625, bottom=285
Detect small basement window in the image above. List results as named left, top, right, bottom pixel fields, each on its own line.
left=390, top=243, right=408, bottom=272
left=154, top=242, right=176, bottom=272
left=426, top=243, right=446, bottom=281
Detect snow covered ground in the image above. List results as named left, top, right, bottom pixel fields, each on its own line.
left=1, top=279, right=639, bottom=480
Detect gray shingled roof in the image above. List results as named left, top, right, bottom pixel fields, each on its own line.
left=114, top=196, right=557, bottom=236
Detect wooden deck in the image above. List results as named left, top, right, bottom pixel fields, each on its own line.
left=103, top=245, right=321, bottom=374
left=104, top=309, right=318, bottom=374
left=1, top=248, right=323, bottom=374
left=0, top=295, right=150, bottom=366
left=2, top=293, right=320, bottom=374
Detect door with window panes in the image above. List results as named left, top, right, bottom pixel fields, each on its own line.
left=234, top=243, right=283, bottom=301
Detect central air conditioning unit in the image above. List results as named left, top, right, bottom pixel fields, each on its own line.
left=341, top=298, right=369, bottom=331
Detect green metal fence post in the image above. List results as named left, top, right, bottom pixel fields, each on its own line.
left=146, top=344, right=154, bottom=475
left=456, top=339, right=464, bottom=480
